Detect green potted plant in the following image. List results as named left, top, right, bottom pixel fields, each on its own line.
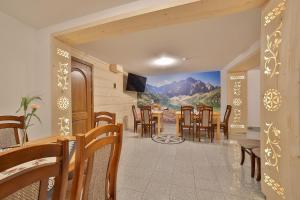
left=16, top=96, right=42, bottom=146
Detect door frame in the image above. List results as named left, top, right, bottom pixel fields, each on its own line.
left=71, top=56, right=94, bottom=131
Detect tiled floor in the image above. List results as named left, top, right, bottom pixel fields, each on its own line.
left=117, top=124, right=264, bottom=200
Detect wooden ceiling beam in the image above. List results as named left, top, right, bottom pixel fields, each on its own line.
left=229, top=49, right=260, bottom=73
left=56, top=0, right=268, bottom=45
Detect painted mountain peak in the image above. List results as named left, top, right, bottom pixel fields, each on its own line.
left=138, top=72, right=221, bottom=122
left=145, top=77, right=219, bottom=98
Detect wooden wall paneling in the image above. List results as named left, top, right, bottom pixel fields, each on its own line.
left=69, top=47, right=137, bottom=130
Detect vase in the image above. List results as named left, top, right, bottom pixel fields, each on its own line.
left=20, top=129, right=28, bottom=146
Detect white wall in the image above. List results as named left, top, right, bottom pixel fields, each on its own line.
left=247, top=69, right=260, bottom=127
left=0, top=12, right=44, bottom=139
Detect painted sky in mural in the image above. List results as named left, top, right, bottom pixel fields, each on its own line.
left=138, top=71, right=221, bottom=123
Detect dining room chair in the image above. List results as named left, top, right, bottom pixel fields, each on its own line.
left=140, top=106, right=156, bottom=137
left=70, top=124, right=123, bottom=200
left=0, top=139, right=69, bottom=200
left=180, top=105, right=194, bottom=140
left=196, top=106, right=214, bottom=142
left=0, top=115, right=25, bottom=149
left=213, top=105, right=232, bottom=139
left=94, top=111, right=116, bottom=127
left=132, top=105, right=141, bottom=133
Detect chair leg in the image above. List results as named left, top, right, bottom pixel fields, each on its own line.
left=251, top=152, right=256, bottom=178
left=240, top=147, right=245, bottom=165
left=210, top=128, right=214, bottom=143
left=134, top=122, right=137, bottom=133
left=225, top=126, right=229, bottom=139
left=256, top=157, right=261, bottom=181
left=192, top=126, right=195, bottom=141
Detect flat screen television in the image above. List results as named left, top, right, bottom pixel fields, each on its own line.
left=126, top=73, right=147, bottom=92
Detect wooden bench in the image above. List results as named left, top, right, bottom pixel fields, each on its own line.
left=238, top=139, right=260, bottom=178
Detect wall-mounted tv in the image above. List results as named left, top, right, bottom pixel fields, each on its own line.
left=126, top=73, right=147, bottom=92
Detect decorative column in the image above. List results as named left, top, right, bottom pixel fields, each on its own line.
left=261, top=0, right=286, bottom=199
left=227, top=72, right=247, bottom=133
left=52, top=39, right=72, bottom=136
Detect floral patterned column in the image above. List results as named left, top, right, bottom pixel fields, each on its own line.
left=228, top=72, right=247, bottom=134
left=261, top=0, right=287, bottom=199
left=52, top=39, right=72, bottom=136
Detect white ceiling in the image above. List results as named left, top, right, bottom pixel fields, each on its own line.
left=76, top=8, right=261, bottom=76
left=0, top=0, right=137, bottom=28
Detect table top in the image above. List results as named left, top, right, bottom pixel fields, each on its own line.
left=175, top=111, right=220, bottom=116
left=152, top=110, right=164, bottom=114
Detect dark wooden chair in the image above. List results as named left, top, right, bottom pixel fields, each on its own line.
left=180, top=106, right=194, bottom=140
left=132, top=105, right=141, bottom=133
left=71, top=124, right=123, bottom=200
left=0, top=115, right=25, bottom=149
left=196, top=106, right=214, bottom=142
left=94, top=112, right=116, bottom=127
left=238, top=139, right=260, bottom=178
left=251, top=148, right=261, bottom=181
left=0, top=139, right=69, bottom=200
left=213, top=105, right=232, bottom=139
left=140, top=106, right=156, bottom=137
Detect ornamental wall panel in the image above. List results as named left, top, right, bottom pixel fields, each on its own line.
left=227, top=72, right=247, bottom=133
left=261, top=0, right=300, bottom=199
left=52, top=39, right=72, bottom=136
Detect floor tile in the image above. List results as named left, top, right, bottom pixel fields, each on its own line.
left=117, top=124, right=264, bottom=200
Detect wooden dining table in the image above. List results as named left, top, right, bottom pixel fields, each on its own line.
left=175, top=111, right=221, bottom=140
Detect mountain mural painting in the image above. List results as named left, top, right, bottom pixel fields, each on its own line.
left=137, top=71, right=221, bottom=123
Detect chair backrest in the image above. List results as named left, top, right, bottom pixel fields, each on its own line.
left=0, top=139, right=69, bottom=200
left=71, top=124, right=123, bottom=200
left=94, top=112, right=116, bottom=127
left=199, top=106, right=213, bottom=128
left=223, top=105, right=232, bottom=124
left=141, top=106, right=153, bottom=125
left=181, top=106, right=194, bottom=126
left=132, top=105, right=138, bottom=121
left=0, top=116, right=25, bottom=149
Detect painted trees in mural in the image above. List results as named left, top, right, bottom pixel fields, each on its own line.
left=138, top=71, right=221, bottom=122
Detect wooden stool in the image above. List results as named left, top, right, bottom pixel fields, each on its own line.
left=238, top=139, right=260, bottom=178
left=251, top=148, right=261, bottom=181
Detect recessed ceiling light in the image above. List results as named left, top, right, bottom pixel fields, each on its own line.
left=153, top=56, right=177, bottom=66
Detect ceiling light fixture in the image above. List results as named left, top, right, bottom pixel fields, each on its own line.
left=153, top=56, right=177, bottom=66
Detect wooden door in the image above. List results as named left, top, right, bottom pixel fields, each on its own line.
left=71, top=57, right=93, bottom=135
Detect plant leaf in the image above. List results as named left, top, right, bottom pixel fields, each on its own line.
left=33, top=113, right=42, bottom=124
left=27, top=96, right=42, bottom=105
left=16, top=97, right=26, bottom=113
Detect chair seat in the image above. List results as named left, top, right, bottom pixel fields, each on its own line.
left=238, top=139, right=260, bottom=149
left=252, top=148, right=260, bottom=158
left=142, top=120, right=156, bottom=125
left=212, top=122, right=226, bottom=126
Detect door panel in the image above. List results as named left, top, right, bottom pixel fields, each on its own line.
left=71, top=58, right=93, bottom=135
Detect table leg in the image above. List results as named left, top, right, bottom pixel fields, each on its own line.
left=157, top=115, right=161, bottom=135
left=176, top=115, right=180, bottom=137
left=216, top=117, right=221, bottom=140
